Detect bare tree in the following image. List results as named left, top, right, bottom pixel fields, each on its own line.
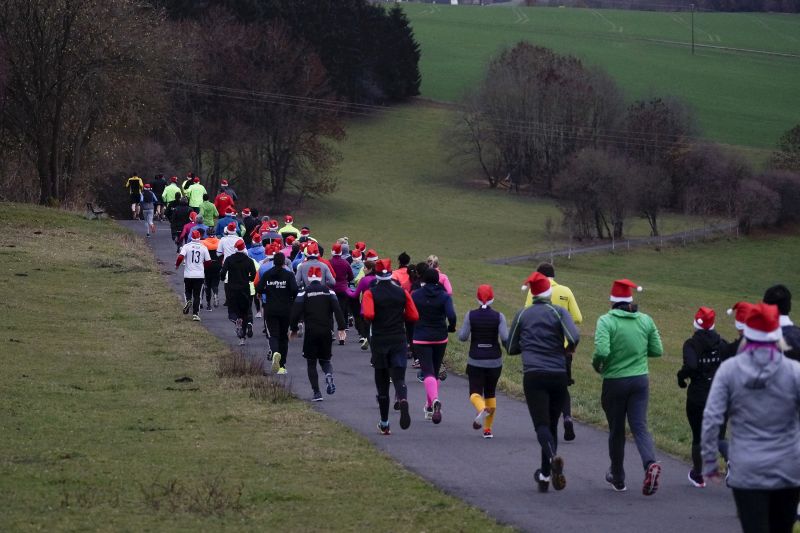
left=736, top=179, right=780, bottom=235
left=0, top=0, right=168, bottom=204
left=629, top=162, right=671, bottom=236
left=769, top=124, right=800, bottom=173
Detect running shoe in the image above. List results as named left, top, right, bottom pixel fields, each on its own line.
left=377, top=422, right=391, bottom=436
left=399, top=399, right=411, bottom=430
left=483, top=429, right=493, bottom=439
left=438, top=367, right=447, bottom=381
left=393, top=399, right=400, bottom=411
left=325, top=373, right=336, bottom=395
left=206, top=303, right=212, bottom=311
left=688, top=469, right=705, bottom=488
left=297, top=322, right=304, bottom=338
left=359, top=337, right=369, bottom=351
left=348, top=316, right=355, bottom=329
left=431, top=399, right=442, bottom=424
left=605, top=471, right=627, bottom=492
left=271, top=352, right=282, bottom=374
left=643, top=462, right=662, bottom=496
left=311, top=391, right=323, bottom=402
left=238, top=338, right=245, bottom=346
left=473, top=409, right=489, bottom=430
left=411, top=359, right=421, bottom=369
left=276, top=368, right=287, bottom=375
left=192, top=314, right=200, bottom=321
left=255, top=311, right=262, bottom=319
left=564, top=418, right=576, bottom=441
left=182, top=299, right=192, bottom=314
left=535, top=469, right=550, bottom=493
left=416, top=370, right=424, bottom=383
left=213, top=294, right=219, bottom=307
left=551, top=456, right=566, bottom=491
left=423, top=406, right=433, bottom=421
left=246, top=322, right=253, bottom=338
left=235, top=324, right=244, bottom=339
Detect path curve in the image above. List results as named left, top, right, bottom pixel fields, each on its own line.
left=124, top=220, right=738, bottom=532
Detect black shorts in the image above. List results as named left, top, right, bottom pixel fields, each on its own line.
left=302, top=331, right=333, bottom=360
left=130, top=192, right=141, bottom=204
left=370, top=338, right=408, bottom=369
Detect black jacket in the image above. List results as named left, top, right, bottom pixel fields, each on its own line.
left=290, top=280, right=345, bottom=334
left=783, top=324, right=800, bottom=362
left=256, top=266, right=298, bottom=316
left=677, top=329, right=729, bottom=404
left=220, top=252, right=256, bottom=290
left=169, top=204, right=193, bottom=233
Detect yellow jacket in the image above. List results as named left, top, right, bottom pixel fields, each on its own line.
left=525, top=278, right=582, bottom=324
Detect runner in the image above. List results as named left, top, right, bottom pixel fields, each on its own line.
left=248, top=233, right=266, bottom=263
left=676, top=307, right=730, bottom=488
left=214, top=207, right=238, bottom=238
left=329, top=242, right=354, bottom=333
left=279, top=214, right=300, bottom=240
left=763, top=284, right=800, bottom=361
left=185, top=176, right=207, bottom=213
left=347, top=250, right=379, bottom=350
left=219, top=222, right=243, bottom=308
left=242, top=208, right=258, bottom=247
left=256, top=252, right=298, bottom=375
left=125, top=174, right=144, bottom=219
left=168, top=196, right=192, bottom=253
left=200, top=194, right=218, bottom=229
left=220, top=239, right=256, bottom=345
left=507, top=273, right=578, bottom=491
left=152, top=174, right=167, bottom=222
left=411, top=267, right=457, bottom=424
left=391, top=252, right=413, bottom=291
left=701, top=302, right=800, bottom=533
left=295, top=242, right=335, bottom=289
left=524, top=263, right=583, bottom=441
left=214, top=187, right=235, bottom=217
left=722, top=302, right=751, bottom=358
left=161, top=176, right=181, bottom=212
left=592, top=279, right=663, bottom=496
left=181, top=173, right=194, bottom=195
left=219, top=178, right=238, bottom=201
left=458, top=284, right=508, bottom=439
left=289, top=266, right=347, bottom=401
left=200, top=227, right=221, bottom=310
left=362, top=259, right=419, bottom=435
left=425, top=255, right=453, bottom=295
left=175, top=230, right=211, bottom=321
left=140, top=184, right=158, bottom=237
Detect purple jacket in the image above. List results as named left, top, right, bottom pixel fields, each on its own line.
left=330, top=255, right=354, bottom=295
left=347, top=273, right=376, bottom=301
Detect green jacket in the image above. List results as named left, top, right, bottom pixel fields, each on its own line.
left=200, top=201, right=218, bottom=227
left=186, top=183, right=207, bottom=208
left=592, top=308, right=663, bottom=379
left=161, top=183, right=181, bottom=204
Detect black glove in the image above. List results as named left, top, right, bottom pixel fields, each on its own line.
left=447, top=323, right=456, bottom=333
left=677, top=374, right=687, bottom=389
left=567, top=378, right=575, bottom=386
left=592, top=359, right=604, bottom=374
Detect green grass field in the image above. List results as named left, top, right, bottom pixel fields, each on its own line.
left=402, top=4, right=800, bottom=150
left=300, top=103, right=800, bottom=460
left=0, top=203, right=509, bottom=532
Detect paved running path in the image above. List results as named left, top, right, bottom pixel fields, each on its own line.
left=127, top=221, right=739, bottom=533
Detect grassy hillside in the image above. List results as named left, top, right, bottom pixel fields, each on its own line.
left=301, top=104, right=800, bottom=460
left=0, top=203, right=509, bottom=532
left=403, top=4, right=800, bottom=150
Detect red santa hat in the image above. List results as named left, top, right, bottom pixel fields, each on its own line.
left=252, top=233, right=262, bottom=244
left=234, top=239, right=245, bottom=251
left=268, top=219, right=279, bottom=231
left=225, top=207, right=235, bottom=216
left=693, top=307, right=715, bottom=330
left=743, top=302, right=782, bottom=342
left=351, top=249, right=363, bottom=261
left=364, top=249, right=379, bottom=263
left=375, top=258, right=392, bottom=280
left=285, top=215, right=294, bottom=224
left=242, top=208, right=251, bottom=217
left=477, top=284, right=494, bottom=308
left=300, top=227, right=310, bottom=236
left=331, top=243, right=342, bottom=256
left=727, top=301, right=754, bottom=331
left=305, top=242, right=320, bottom=257
left=355, top=241, right=367, bottom=252
left=523, top=272, right=552, bottom=298
left=265, top=243, right=275, bottom=259
left=170, top=176, right=178, bottom=183
left=225, top=222, right=237, bottom=235
left=193, top=176, right=200, bottom=183
left=191, top=230, right=201, bottom=241
left=220, top=179, right=229, bottom=187
left=308, top=266, right=322, bottom=281
left=610, top=279, right=642, bottom=303
left=189, top=211, right=197, bottom=221
left=144, top=183, right=152, bottom=190
left=286, top=235, right=296, bottom=245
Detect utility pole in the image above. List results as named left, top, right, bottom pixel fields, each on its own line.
left=691, top=3, right=695, bottom=56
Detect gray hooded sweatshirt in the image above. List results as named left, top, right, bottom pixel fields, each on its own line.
left=701, top=345, right=800, bottom=489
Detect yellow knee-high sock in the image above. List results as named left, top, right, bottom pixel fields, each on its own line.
left=485, top=397, right=497, bottom=430
left=469, top=393, right=485, bottom=414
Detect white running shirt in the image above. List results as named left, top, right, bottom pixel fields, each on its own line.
left=219, top=234, right=240, bottom=262
left=180, top=241, right=210, bottom=279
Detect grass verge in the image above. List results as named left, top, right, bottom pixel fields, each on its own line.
left=0, top=202, right=510, bottom=532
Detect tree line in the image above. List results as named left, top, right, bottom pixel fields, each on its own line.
left=450, top=42, right=800, bottom=239
left=532, top=0, right=799, bottom=13
left=0, top=0, right=421, bottom=209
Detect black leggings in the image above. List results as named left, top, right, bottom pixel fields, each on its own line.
left=467, top=365, right=502, bottom=399
left=686, top=398, right=729, bottom=473
left=417, top=343, right=446, bottom=378
left=265, top=314, right=290, bottom=368
left=732, top=487, right=799, bottom=533
left=306, top=358, right=333, bottom=393
left=523, top=372, right=568, bottom=476
left=374, top=367, right=408, bottom=421
left=204, top=270, right=220, bottom=305
left=183, top=278, right=203, bottom=315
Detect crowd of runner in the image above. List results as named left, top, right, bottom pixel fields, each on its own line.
left=131, top=174, right=800, bottom=533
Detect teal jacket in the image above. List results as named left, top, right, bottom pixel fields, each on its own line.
left=592, top=308, right=663, bottom=379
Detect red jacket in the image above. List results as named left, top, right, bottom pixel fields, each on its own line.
left=214, top=193, right=234, bottom=215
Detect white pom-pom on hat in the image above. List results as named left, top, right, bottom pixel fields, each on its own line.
left=637, top=286, right=643, bottom=292
left=520, top=285, right=528, bottom=292
left=727, top=308, right=734, bottom=316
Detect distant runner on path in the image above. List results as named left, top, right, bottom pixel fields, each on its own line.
left=507, top=273, right=578, bottom=492
left=362, top=259, right=419, bottom=435
left=458, top=284, right=508, bottom=439
left=256, top=252, right=298, bottom=375
left=220, top=239, right=256, bottom=345
left=200, top=227, right=222, bottom=311
left=125, top=174, right=143, bottom=220
left=176, top=229, right=211, bottom=322
left=290, top=266, right=347, bottom=402
left=592, top=278, right=663, bottom=496
left=140, top=184, right=158, bottom=237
